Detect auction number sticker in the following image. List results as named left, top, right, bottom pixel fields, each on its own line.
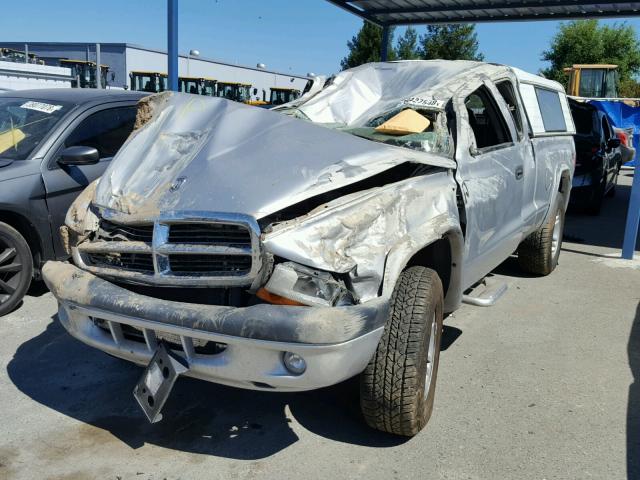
left=401, top=96, right=446, bottom=109
left=20, top=101, right=63, bottom=114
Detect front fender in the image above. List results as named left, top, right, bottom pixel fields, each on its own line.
left=382, top=222, right=464, bottom=313
left=548, top=165, right=573, bottom=221
left=262, top=170, right=459, bottom=303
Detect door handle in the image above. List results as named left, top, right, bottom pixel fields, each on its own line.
left=515, top=165, right=524, bottom=180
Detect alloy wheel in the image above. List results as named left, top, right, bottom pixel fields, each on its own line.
left=551, top=211, right=562, bottom=257
left=0, top=242, right=22, bottom=306
left=424, top=313, right=438, bottom=395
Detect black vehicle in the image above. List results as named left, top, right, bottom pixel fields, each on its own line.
left=0, top=88, right=147, bottom=315
left=569, top=98, right=622, bottom=214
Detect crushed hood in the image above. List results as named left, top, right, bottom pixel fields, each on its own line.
left=94, top=92, right=454, bottom=222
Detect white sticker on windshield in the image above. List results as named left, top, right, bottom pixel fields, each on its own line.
left=401, top=96, right=446, bottom=110
left=20, top=101, right=63, bottom=114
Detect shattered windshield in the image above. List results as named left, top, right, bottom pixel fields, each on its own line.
left=0, top=98, right=72, bottom=160
left=288, top=105, right=453, bottom=157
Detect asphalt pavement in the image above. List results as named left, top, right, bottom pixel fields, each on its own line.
left=0, top=173, right=638, bottom=480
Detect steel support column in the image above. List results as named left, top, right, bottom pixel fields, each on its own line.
left=167, top=0, right=178, bottom=91
left=95, top=43, right=101, bottom=89
left=380, top=25, right=390, bottom=61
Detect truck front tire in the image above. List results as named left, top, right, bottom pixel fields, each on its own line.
left=0, top=222, right=33, bottom=317
left=518, top=196, right=565, bottom=275
left=360, top=266, right=443, bottom=436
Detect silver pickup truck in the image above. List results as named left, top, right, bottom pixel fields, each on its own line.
left=43, top=60, right=575, bottom=436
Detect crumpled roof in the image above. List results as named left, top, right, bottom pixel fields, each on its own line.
left=295, top=60, right=510, bottom=126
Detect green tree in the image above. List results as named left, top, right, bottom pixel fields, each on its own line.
left=541, top=20, right=640, bottom=84
left=619, top=78, right=640, bottom=97
left=340, top=21, right=396, bottom=70
left=395, top=27, right=420, bottom=60
left=419, top=25, right=484, bottom=61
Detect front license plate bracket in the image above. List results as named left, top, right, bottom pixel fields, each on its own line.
left=133, top=342, right=189, bottom=423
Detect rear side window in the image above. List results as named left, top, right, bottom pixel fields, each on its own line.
left=65, top=106, right=137, bottom=159
left=535, top=87, right=567, bottom=132
left=465, top=86, right=512, bottom=150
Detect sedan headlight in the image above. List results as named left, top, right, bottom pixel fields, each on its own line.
left=259, top=262, right=355, bottom=307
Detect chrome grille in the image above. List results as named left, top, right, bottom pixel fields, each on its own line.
left=75, top=213, right=261, bottom=286
left=169, top=254, right=252, bottom=275
left=86, top=252, right=154, bottom=274
left=168, top=223, right=251, bottom=246
left=97, top=220, right=153, bottom=243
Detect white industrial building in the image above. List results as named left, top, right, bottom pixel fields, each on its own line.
left=0, top=60, right=72, bottom=91
left=0, top=42, right=311, bottom=100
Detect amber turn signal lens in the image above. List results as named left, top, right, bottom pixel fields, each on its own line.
left=256, top=288, right=306, bottom=306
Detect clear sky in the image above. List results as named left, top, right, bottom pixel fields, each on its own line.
left=2, top=0, right=640, bottom=77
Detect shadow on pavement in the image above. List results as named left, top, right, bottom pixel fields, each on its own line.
left=491, top=256, right=537, bottom=279
left=560, top=247, right=614, bottom=259
left=5, top=280, right=51, bottom=315
left=628, top=301, right=640, bottom=479
left=565, top=183, right=639, bottom=251
left=7, top=317, right=417, bottom=460
left=441, top=325, right=462, bottom=351
left=26, top=280, right=49, bottom=298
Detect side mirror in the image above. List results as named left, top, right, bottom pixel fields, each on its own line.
left=607, top=138, right=621, bottom=149
left=57, top=146, right=100, bottom=166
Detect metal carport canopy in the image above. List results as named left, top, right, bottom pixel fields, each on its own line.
left=327, top=0, right=640, bottom=25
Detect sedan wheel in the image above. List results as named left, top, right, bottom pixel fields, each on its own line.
left=0, top=222, right=33, bottom=317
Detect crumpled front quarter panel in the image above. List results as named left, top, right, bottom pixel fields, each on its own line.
left=263, top=171, right=459, bottom=301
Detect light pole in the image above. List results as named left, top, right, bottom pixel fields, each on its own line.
left=187, top=49, right=199, bottom=78
left=167, top=0, right=178, bottom=91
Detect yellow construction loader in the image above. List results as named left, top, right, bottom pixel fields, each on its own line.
left=129, top=71, right=168, bottom=93
left=564, top=64, right=619, bottom=98
left=60, top=59, right=109, bottom=89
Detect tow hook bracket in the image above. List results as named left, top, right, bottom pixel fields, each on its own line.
left=133, top=342, right=188, bottom=423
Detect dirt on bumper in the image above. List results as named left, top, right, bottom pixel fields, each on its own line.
left=41, top=261, right=388, bottom=345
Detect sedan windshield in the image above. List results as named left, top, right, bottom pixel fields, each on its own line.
left=0, top=97, right=72, bottom=160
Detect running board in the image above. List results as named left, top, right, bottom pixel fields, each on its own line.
left=462, top=278, right=508, bottom=307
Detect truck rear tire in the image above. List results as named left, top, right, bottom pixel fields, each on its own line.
left=518, top=196, right=565, bottom=276
left=0, top=222, right=33, bottom=317
left=360, top=266, right=443, bottom=436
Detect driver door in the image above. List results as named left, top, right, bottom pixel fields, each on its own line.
left=455, top=82, right=525, bottom=289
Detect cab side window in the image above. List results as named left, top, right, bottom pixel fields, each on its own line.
left=65, top=106, right=137, bottom=159
left=465, top=86, right=512, bottom=150
left=496, top=80, right=523, bottom=138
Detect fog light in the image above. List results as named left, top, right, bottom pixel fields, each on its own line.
left=283, top=351, right=306, bottom=375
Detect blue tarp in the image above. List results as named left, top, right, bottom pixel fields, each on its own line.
left=590, top=100, right=640, bottom=167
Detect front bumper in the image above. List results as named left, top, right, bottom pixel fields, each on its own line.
left=42, top=261, right=388, bottom=392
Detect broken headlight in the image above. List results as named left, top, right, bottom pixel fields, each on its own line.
left=260, top=262, right=355, bottom=307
